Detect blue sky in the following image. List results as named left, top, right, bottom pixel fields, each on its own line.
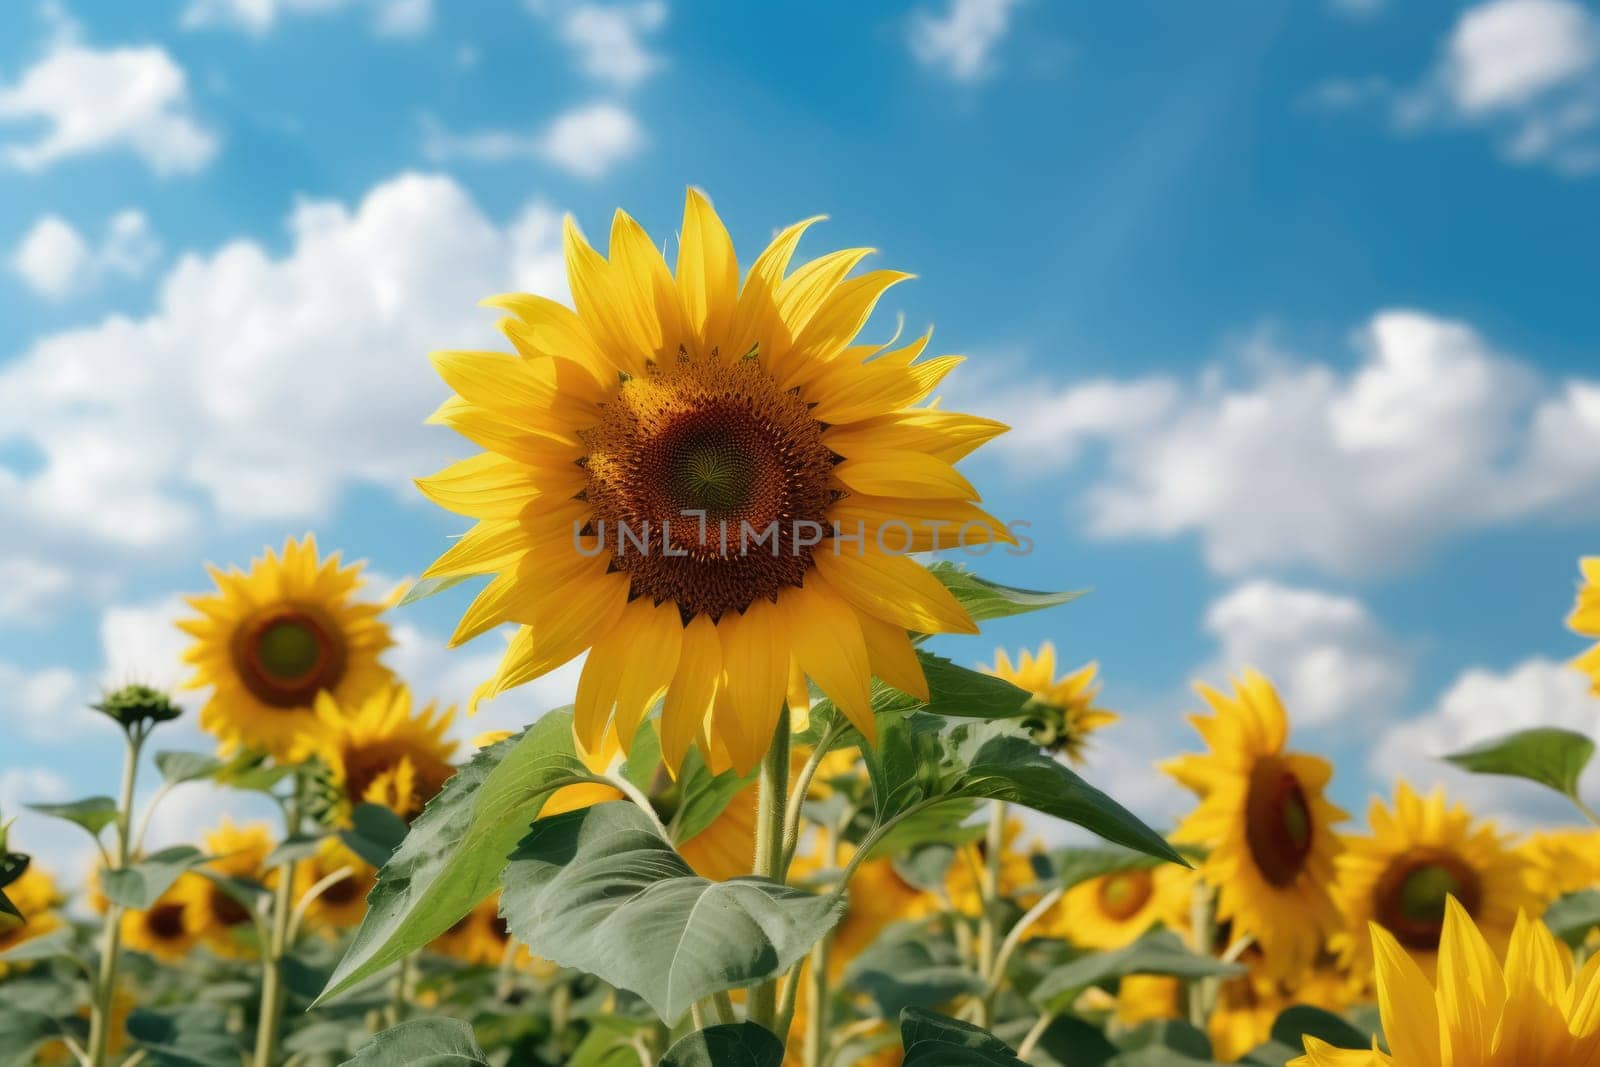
left=3, top=0, right=1600, bottom=878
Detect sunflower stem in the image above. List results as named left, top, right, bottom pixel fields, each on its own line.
left=254, top=770, right=304, bottom=1067
left=973, top=800, right=1007, bottom=1028
left=781, top=720, right=844, bottom=871
left=1015, top=1010, right=1057, bottom=1061
left=1574, top=795, right=1600, bottom=829
left=749, top=711, right=792, bottom=1034
left=87, top=723, right=145, bottom=1067
left=1187, top=879, right=1218, bottom=1029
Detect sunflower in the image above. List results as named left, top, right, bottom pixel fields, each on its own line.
left=1054, top=863, right=1191, bottom=950
left=293, top=838, right=375, bottom=930
left=430, top=893, right=552, bottom=975
left=1570, top=557, right=1600, bottom=693
left=1209, top=949, right=1357, bottom=1061
left=120, top=889, right=198, bottom=962
left=1115, top=974, right=1185, bottom=1029
left=1332, top=783, right=1538, bottom=980
left=417, top=189, right=1010, bottom=774
left=177, top=818, right=275, bottom=959
left=1518, top=827, right=1600, bottom=902
left=180, top=536, right=396, bottom=759
left=1163, top=670, right=1347, bottom=981
left=308, top=684, right=459, bottom=822
left=1293, top=899, right=1600, bottom=1067
left=0, top=865, right=64, bottom=978
left=984, top=644, right=1117, bottom=764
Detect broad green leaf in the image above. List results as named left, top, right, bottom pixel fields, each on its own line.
left=500, top=801, right=843, bottom=1024
left=622, top=716, right=664, bottom=792
left=395, top=574, right=472, bottom=608
left=899, top=1008, right=1024, bottom=1066
left=915, top=653, right=1035, bottom=719
left=217, top=757, right=294, bottom=794
left=339, top=803, right=410, bottom=868
left=27, top=796, right=117, bottom=839
left=994, top=1015, right=1118, bottom=1067
left=154, top=751, right=225, bottom=785
left=0, top=1010, right=78, bottom=1067
left=265, top=834, right=326, bottom=869
left=845, top=928, right=985, bottom=1018
left=660, top=1023, right=784, bottom=1067
left=864, top=799, right=981, bottom=861
left=0, top=849, right=27, bottom=890
left=0, top=888, right=19, bottom=935
left=1112, top=1021, right=1218, bottom=1066
left=1032, top=930, right=1243, bottom=1011
left=1041, top=846, right=1165, bottom=891
left=1544, top=889, right=1600, bottom=946
left=102, top=846, right=207, bottom=910
left=1443, top=727, right=1595, bottom=799
left=342, top=1018, right=488, bottom=1065
left=568, top=1017, right=653, bottom=1067
left=0, top=927, right=77, bottom=965
left=670, top=751, right=754, bottom=845
left=317, top=710, right=596, bottom=1005
left=927, top=563, right=1085, bottom=622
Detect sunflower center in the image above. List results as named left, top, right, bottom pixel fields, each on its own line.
left=1097, top=869, right=1155, bottom=921
left=320, top=871, right=363, bottom=906
left=581, top=352, right=839, bottom=621
left=1375, top=849, right=1483, bottom=950
left=342, top=745, right=453, bottom=821
left=209, top=884, right=252, bottom=928
left=145, top=902, right=186, bottom=941
left=1244, top=757, right=1315, bottom=888
left=231, top=607, right=347, bottom=710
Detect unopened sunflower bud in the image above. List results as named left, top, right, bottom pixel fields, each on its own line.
left=93, top=684, right=183, bottom=730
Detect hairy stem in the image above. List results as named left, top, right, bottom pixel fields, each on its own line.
left=973, top=800, right=1007, bottom=1028
left=253, top=772, right=304, bottom=1067
left=87, top=725, right=144, bottom=1067
left=749, top=713, right=792, bottom=1032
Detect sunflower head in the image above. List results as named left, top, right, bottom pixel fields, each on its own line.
left=294, top=837, right=375, bottom=931
left=306, top=684, right=459, bottom=822
left=177, top=818, right=275, bottom=959
left=179, top=536, right=396, bottom=760
left=1055, top=863, right=1192, bottom=950
left=1518, top=827, right=1600, bottom=902
left=1163, top=669, right=1347, bottom=981
left=93, top=683, right=183, bottom=732
left=120, top=890, right=197, bottom=963
left=0, top=864, right=64, bottom=977
left=985, top=644, right=1117, bottom=764
left=418, top=190, right=1010, bottom=774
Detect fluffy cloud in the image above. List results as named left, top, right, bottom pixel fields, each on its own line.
left=0, top=661, right=84, bottom=743
left=1371, top=658, right=1600, bottom=826
left=420, top=102, right=646, bottom=179
left=1201, top=581, right=1409, bottom=727
left=10, top=210, right=160, bottom=300
left=907, top=0, right=1026, bottom=84
left=181, top=0, right=434, bottom=37
left=0, top=35, right=216, bottom=174
left=971, top=310, right=1600, bottom=575
left=0, top=172, right=565, bottom=555
left=0, top=558, right=74, bottom=625
left=530, top=1, right=668, bottom=90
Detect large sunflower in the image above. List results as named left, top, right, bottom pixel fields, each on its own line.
left=1570, top=557, right=1600, bottom=692
left=308, top=684, right=458, bottom=821
left=0, top=865, right=64, bottom=978
left=1054, top=863, right=1191, bottom=951
left=1332, top=783, right=1537, bottom=979
left=177, top=818, right=276, bottom=960
left=180, top=536, right=396, bottom=759
left=984, top=644, right=1117, bottom=764
left=120, top=889, right=198, bottom=963
left=418, top=190, right=1009, bottom=774
left=1292, top=899, right=1600, bottom=1067
left=293, top=838, right=376, bottom=931
left=1163, top=670, right=1346, bottom=981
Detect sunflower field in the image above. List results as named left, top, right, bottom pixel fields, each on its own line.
left=5, top=193, right=1600, bottom=1067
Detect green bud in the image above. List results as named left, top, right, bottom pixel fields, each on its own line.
left=93, top=683, right=184, bottom=730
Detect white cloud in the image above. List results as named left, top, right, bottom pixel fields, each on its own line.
left=181, top=0, right=434, bottom=37
left=908, top=0, right=1026, bottom=84
left=1201, top=581, right=1409, bottom=727
left=0, top=660, right=88, bottom=743
left=532, top=1, right=668, bottom=90
left=0, top=173, right=566, bottom=555
left=0, top=37, right=216, bottom=175
left=1371, top=658, right=1600, bottom=827
left=421, top=102, right=646, bottom=179
left=10, top=210, right=160, bottom=300
left=0, top=558, right=73, bottom=624
left=972, top=310, right=1600, bottom=575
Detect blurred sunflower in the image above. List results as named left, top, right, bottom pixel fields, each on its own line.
left=1569, top=557, right=1600, bottom=693
left=1332, top=783, right=1537, bottom=980
left=984, top=644, right=1116, bottom=764
left=828, top=852, right=937, bottom=973
left=1518, top=827, right=1600, bottom=902
left=180, top=536, right=396, bottom=759
left=178, top=818, right=275, bottom=959
left=431, top=893, right=550, bottom=975
left=1164, top=670, right=1347, bottom=981
left=1292, top=899, right=1600, bottom=1066
left=120, top=889, right=198, bottom=962
left=1115, top=974, right=1185, bottom=1029
left=417, top=189, right=1010, bottom=774
left=1055, top=863, right=1191, bottom=950
left=293, top=838, right=375, bottom=930
left=308, top=684, right=458, bottom=821
left=1209, top=949, right=1357, bottom=1061
left=0, top=865, right=64, bottom=977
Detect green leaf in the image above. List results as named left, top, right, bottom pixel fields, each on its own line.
left=864, top=799, right=981, bottom=861
left=317, top=710, right=596, bottom=1005
left=0, top=927, right=77, bottom=965
left=844, top=928, right=986, bottom=1018
left=1032, top=930, right=1242, bottom=1011
left=217, top=757, right=294, bottom=794
left=660, top=1023, right=784, bottom=1067
left=0, top=887, right=19, bottom=935
left=0, top=1009, right=78, bottom=1067
left=1112, top=1021, right=1218, bottom=1065
left=915, top=652, right=1035, bottom=719
left=396, top=575, right=472, bottom=608
left=339, top=803, right=410, bottom=869
left=670, top=752, right=754, bottom=845
left=101, top=846, right=207, bottom=910
left=568, top=1017, right=653, bottom=1067
left=1543, top=889, right=1600, bottom=946
left=994, top=1015, right=1118, bottom=1067
left=1443, top=727, right=1595, bottom=799
left=154, top=751, right=226, bottom=785
left=26, top=796, right=118, bottom=839
left=928, top=563, right=1085, bottom=622
left=342, top=1018, right=488, bottom=1065
left=899, top=1007, right=1024, bottom=1066
left=264, top=834, right=326, bottom=869
left=1040, top=846, right=1165, bottom=891
left=500, top=801, right=843, bottom=1024
left=1238, top=1006, right=1370, bottom=1066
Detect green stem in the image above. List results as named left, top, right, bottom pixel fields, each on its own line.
left=253, top=772, right=304, bottom=1067
left=1575, top=795, right=1600, bottom=829
left=973, top=800, right=1006, bottom=1028
left=87, top=725, right=145, bottom=1067
left=1015, top=1010, right=1057, bottom=1060
left=1187, top=880, right=1217, bottom=1030
left=748, top=713, right=792, bottom=1032
left=780, top=720, right=844, bottom=871
left=801, top=931, right=831, bottom=1065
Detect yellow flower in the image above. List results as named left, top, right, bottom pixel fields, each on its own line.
left=1210, top=949, right=1357, bottom=1061
left=1292, top=899, right=1600, bottom=1066
left=308, top=684, right=458, bottom=822
left=430, top=893, right=552, bottom=976
left=0, top=865, right=64, bottom=978
left=1569, top=557, right=1600, bottom=693
left=120, top=889, right=198, bottom=962
left=180, top=536, right=395, bottom=759
left=1054, top=864, right=1192, bottom=950
left=984, top=644, right=1117, bottom=764
left=1164, top=670, right=1347, bottom=981
left=293, top=838, right=375, bottom=931
left=1332, top=783, right=1538, bottom=980
left=177, top=818, right=276, bottom=959
left=418, top=189, right=1010, bottom=775
left=1518, top=827, right=1600, bottom=902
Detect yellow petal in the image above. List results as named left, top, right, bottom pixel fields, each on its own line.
left=782, top=578, right=875, bottom=742
left=811, top=547, right=977, bottom=635
left=834, top=450, right=979, bottom=500
left=662, top=614, right=720, bottom=772
left=1370, top=923, right=1442, bottom=1067
left=676, top=187, right=738, bottom=354
left=612, top=599, right=684, bottom=748
left=858, top=612, right=928, bottom=701
left=717, top=598, right=790, bottom=775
